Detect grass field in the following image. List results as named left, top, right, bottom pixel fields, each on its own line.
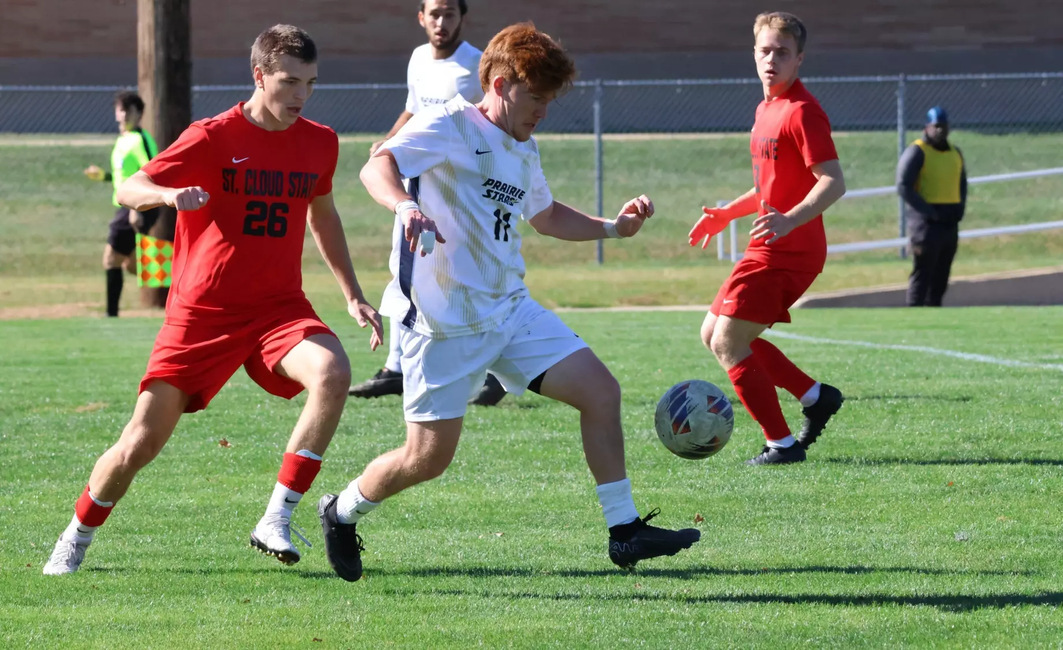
left=1, top=131, right=1061, bottom=315
left=2, top=306, right=1063, bottom=648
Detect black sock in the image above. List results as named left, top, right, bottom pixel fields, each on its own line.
left=609, top=517, right=642, bottom=541
left=106, top=268, right=123, bottom=317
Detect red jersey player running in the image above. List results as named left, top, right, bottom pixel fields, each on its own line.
left=688, top=12, right=846, bottom=465
left=43, top=25, right=384, bottom=575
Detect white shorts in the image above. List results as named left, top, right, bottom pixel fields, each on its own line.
left=398, top=296, right=589, bottom=422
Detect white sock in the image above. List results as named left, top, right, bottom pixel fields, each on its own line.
left=766, top=435, right=797, bottom=449
left=62, top=515, right=96, bottom=544
left=384, top=322, right=402, bottom=373
left=595, top=478, right=640, bottom=528
left=263, top=482, right=303, bottom=521
left=799, top=382, right=822, bottom=408
left=336, top=477, right=380, bottom=524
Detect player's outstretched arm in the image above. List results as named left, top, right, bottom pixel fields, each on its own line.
left=689, top=188, right=759, bottom=248
left=116, top=170, right=209, bottom=212
left=307, top=191, right=384, bottom=350
left=359, top=150, right=446, bottom=256
left=528, top=196, right=654, bottom=242
left=750, top=159, right=845, bottom=245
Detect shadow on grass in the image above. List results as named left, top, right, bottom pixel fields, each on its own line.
left=371, top=564, right=1036, bottom=580
left=826, top=457, right=1063, bottom=467
left=847, top=394, right=973, bottom=403
left=376, top=586, right=1063, bottom=612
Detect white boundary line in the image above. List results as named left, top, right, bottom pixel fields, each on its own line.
left=766, top=330, right=1063, bottom=373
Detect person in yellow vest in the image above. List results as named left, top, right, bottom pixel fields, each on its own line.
left=84, top=91, right=160, bottom=317
left=896, top=106, right=967, bottom=307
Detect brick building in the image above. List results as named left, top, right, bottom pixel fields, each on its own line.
left=3, top=0, right=1063, bottom=85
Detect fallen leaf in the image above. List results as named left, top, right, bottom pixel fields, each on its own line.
left=313, top=639, right=322, bottom=643
left=693, top=513, right=705, bottom=524
left=75, top=402, right=107, bottom=413
left=494, top=532, right=504, bottom=537
left=634, top=583, right=642, bottom=589
left=219, top=439, right=233, bottom=448
left=25, top=563, right=31, bottom=568
left=997, top=516, right=1012, bottom=522
left=242, top=599, right=250, bottom=604
left=946, top=481, right=954, bottom=487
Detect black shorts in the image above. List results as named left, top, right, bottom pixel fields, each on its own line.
left=107, top=207, right=160, bottom=256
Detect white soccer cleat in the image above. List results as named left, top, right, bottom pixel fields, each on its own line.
left=43, top=536, right=89, bottom=575
left=250, top=516, right=310, bottom=565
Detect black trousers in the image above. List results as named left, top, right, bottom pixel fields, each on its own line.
left=907, top=219, right=959, bottom=307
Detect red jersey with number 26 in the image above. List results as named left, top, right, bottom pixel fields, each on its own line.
left=140, top=103, right=338, bottom=323
left=745, top=79, right=838, bottom=273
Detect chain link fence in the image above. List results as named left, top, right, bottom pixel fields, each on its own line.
left=3, top=73, right=1061, bottom=263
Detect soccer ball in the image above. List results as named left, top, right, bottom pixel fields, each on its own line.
left=654, top=380, right=734, bottom=460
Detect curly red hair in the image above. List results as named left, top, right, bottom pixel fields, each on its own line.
left=479, top=22, right=577, bottom=96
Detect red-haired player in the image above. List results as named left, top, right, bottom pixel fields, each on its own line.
left=689, top=12, right=847, bottom=465
left=44, top=25, right=383, bottom=575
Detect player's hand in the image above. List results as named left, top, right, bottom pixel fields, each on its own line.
left=348, top=299, right=384, bottom=351
left=84, top=165, right=105, bottom=182
left=369, top=140, right=385, bottom=156
left=165, top=187, right=210, bottom=211
left=750, top=201, right=796, bottom=245
left=614, top=195, right=654, bottom=238
left=400, top=207, right=447, bottom=257
left=688, top=206, right=736, bottom=249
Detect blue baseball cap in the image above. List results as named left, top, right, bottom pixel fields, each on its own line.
left=926, top=106, right=948, bottom=124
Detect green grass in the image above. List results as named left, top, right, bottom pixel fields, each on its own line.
left=1, top=132, right=1061, bottom=313
left=2, top=307, right=1063, bottom=648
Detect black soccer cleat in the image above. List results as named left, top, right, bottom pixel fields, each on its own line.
left=468, top=373, right=507, bottom=407
left=349, top=368, right=403, bottom=398
left=608, top=509, right=701, bottom=571
left=746, top=443, right=807, bottom=465
left=318, top=494, right=365, bottom=582
left=796, top=384, right=844, bottom=449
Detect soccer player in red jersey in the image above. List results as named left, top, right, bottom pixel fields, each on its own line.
left=688, top=12, right=847, bottom=465
left=43, top=25, right=384, bottom=575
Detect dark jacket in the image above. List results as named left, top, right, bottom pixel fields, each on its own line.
left=896, top=139, right=968, bottom=225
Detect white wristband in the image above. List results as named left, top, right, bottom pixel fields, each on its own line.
left=394, top=200, right=420, bottom=218
left=602, top=219, right=621, bottom=239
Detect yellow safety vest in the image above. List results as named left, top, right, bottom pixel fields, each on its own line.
left=913, top=139, right=963, bottom=204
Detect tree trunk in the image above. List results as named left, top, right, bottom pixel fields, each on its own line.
left=137, top=0, right=190, bottom=308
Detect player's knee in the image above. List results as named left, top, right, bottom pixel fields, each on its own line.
left=579, top=370, right=622, bottom=416
left=115, top=424, right=166, bottom=469
left=306, top=352, right=352, bottom=398
left=708, top=331, right=736, bottom=362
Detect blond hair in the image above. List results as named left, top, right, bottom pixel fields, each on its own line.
left=753, top=12, right=807, bottom=53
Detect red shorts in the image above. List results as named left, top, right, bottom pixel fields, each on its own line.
left=141, top=300, right=335, bottom=413
left=710, top=257, right=818, bottom=325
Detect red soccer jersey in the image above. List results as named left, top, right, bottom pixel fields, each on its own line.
left=140, top=104, right=338, bottom=323
left=745, top=79, right=838, bottom=273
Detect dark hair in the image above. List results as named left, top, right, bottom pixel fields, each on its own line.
left=480, top=22, right=577, bottom=96
left=114, top=91, right=145, bottom=114
left=420, top=0, right=468, bottom=16
left=754, top=12, right=808, bottom=53
left=250, top=24, right=317, bottom=74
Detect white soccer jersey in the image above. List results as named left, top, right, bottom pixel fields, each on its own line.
left=405, top=41, right=484, bottom=114
left=379, top=97, right=554, bottom=339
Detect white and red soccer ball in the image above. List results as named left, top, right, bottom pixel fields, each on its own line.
left=654, top=380, right=734, bottom=459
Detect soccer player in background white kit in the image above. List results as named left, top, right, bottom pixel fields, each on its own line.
left=351, top=0, right=506, bottom=406
left=319, top=23, right=701, bottom=582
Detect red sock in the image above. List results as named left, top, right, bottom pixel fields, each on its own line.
left=750, top=338, right=816, bottom=400
left=727, top=354, right=792, bottom=442
left=75, top=485, right=114, bottom=527
left=277, top=453, right=322, bottom=494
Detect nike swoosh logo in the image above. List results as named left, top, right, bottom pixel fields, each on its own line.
left=284, top=497, right=300, bottom=504
left=232, top=156, right=250, bottom=163
left=723, top=299, right=735, bottom=304
left=475, top=149, right=491, bottom=156
left=354, top=508, right=371, bottom=515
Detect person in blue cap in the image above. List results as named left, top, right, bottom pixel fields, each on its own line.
left=896, top=106, right=967, bottom=307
